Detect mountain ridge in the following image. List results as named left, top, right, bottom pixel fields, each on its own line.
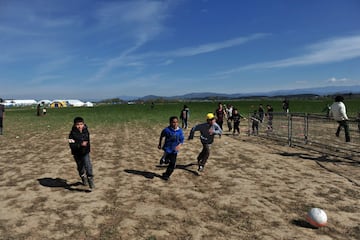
left=124, top=85, right=360, bottom=101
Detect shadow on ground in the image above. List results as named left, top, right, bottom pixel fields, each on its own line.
left=124, top=169, right=162, bottom=179
left=291, top=219, right=319, bottom=229
left=37, top=177, right=91, bottom=192
left=124, top=162, right=199, bottom=179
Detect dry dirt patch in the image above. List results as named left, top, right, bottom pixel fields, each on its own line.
left=0, top=123, right=359, bottom=239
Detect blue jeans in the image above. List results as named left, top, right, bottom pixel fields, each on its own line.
left=74, top=153, right=93, bottom=177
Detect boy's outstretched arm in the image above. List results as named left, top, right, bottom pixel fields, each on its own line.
left=188, top=126, right=196, bottom=140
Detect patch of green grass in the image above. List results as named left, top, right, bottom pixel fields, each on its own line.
left=4, top=98, right=360, bottom=135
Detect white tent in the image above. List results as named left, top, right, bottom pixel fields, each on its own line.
left=67, top=99, right=85, bottom=107
left=4, top=99, right=37, bottom=107
left=84, top=101, right=94, bottom=107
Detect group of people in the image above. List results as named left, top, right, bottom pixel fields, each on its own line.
left=155, top=95, right=352, bottom=182
left=0, top=95, right=352, bottom=191
left=158, top=112, right=222, bottom=181
left=214, top=102, right=247, bottom=135
left=157, top=101, right=274, bottom=181
left=36, top=103, right=47, bottom=116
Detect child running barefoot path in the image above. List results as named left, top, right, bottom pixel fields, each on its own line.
left=69, top=117, right=95, bottom=190
left=158, top=116, right=184, bottom=181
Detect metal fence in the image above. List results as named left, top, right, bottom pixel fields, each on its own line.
left=246, top=112, right=360, bottom=161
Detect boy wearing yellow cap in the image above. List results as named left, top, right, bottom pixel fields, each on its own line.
left=188, top=113, right=222, bottom=172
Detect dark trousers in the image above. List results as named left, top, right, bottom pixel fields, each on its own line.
left=181, top=119, right=188, bottom=129
left=233, top=121, right=240, bottom=134
left=252, top=122, right=259, bottom=135
left=336, top=120, right=350, bottom=142
left=267, top=119, right=273, bottom=130
left=197, top=143, right=211, bottom=166
left=216, top=120, right=223, bottom=130
left=74, top=153, right=93, bottom=178
left=227, top=119, right=232, bottom=131
left=163, top=153, right=177, bottom=177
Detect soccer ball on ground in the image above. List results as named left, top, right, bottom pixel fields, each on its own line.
left=306, top=208, right=327, bottom=227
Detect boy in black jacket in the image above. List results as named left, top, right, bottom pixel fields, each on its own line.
left=69, top=117, right=94, bottom=190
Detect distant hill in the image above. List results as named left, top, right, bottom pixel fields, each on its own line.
left=118, top=85, right=360, bottom=101
left=263, top=85, right=360, bottom=97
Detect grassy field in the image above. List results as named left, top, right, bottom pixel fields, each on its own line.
left=4, top=97, right=360, bottom=130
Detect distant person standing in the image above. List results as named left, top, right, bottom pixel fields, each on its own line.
left=251, top=110, right=261, bottom=135
left=37, top=104, right=41, bottom=116
left=42, top=107, right=47, bottom=116
left=230, top=108, right=245, bottom=135
left=266, top=104, right=274, bottom=131
left=0, top=98, right=5, bottom=135
left=329, top=95, right=350, bottom=142
left=215, top=102, right=226, bottom=130
left=158, top=116, right=184, bottom=180
left=226, top=104, right=233, bottom=132
left=258, top=104, right=265, bottom=123
left=68, top=117, right=95, bottom=190
left=322, top=104, right=331, bottom=118
left=188, top=113, right=222, bottom=172
left=179, top=105, right=190, bottom=129
left=282, top=98, right=290, bottom=113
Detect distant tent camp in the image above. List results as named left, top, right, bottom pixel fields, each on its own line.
left=50, top=100, right=67, bottom=108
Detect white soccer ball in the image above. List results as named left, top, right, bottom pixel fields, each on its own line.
left=306, top=208, right=327, bottom=227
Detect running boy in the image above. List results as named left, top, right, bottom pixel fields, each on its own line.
left=158, top=116, right=184, bottom=180
left=188, top=113, right=222, bottom=172
left=68, top=117, right=95, bottom=190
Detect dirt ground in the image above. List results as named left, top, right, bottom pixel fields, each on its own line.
left=0, top=122, right=359, bottom=240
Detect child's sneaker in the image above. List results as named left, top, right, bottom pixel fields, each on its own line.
left=198, top=165, right=204, bottom=172
left=159, top=157, right=166, bottom=165
left=81, top=175, right=88, bottom=186
left=161, top=173, right=169, bottom=181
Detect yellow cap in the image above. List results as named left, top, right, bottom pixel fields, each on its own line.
left=206, top=113, right=215, bottom=120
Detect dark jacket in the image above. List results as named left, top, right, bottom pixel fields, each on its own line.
left=188, top=122, right=222, bottom=144
left=69, top=125, right=91, bottom=155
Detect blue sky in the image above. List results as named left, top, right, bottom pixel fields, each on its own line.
left=1, top=0, right=360, bottom=100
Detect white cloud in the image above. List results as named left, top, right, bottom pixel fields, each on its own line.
left=219, top=35, right=360, bottom=75
left=95, top=0, right=170, bottom=43
left=160, top=59, right=174, bottom=66
left=159, top=33, right=269, bottom=57
left=89, top=1, right=173, bottom=82
left=90, top=33, right=269, bottom=82
left=326, top=77, right=349, bottom=83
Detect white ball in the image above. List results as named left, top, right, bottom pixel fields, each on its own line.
left=306, top=208, right=327, bottom=227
